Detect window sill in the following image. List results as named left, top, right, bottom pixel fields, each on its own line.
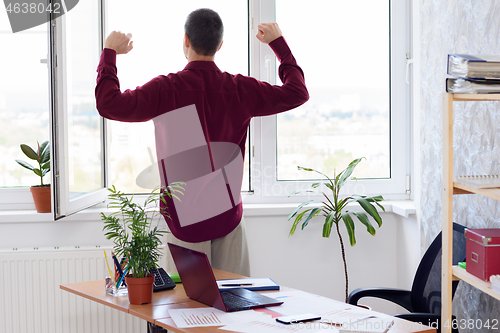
left=0, top=200, right=415, bottom=223
left=243, top=200, right=415, bottom=218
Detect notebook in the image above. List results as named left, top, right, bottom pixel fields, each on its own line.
left=167, top=242, right=283, bottom=312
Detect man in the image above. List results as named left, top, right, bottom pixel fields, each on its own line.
left=95, top=8, right=308, bottom=276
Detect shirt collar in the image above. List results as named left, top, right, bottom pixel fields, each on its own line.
left=183, top=61, right=221, bottom=72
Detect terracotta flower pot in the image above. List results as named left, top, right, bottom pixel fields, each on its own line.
left=30, top=185, right=51, bottom=213
left=125, top=274, right=154, bottom=305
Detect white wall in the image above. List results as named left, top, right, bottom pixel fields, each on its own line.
left=419, top=0, right=500, bottom=328
left=245, top=210, right=419, bottom=314
left=0, top=208, right=420, bottom=315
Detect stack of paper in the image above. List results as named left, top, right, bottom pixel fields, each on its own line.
left=446, top=54, right=500, bottom=93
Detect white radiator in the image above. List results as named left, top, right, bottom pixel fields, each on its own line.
left=0, top=246, right=149, bottom=333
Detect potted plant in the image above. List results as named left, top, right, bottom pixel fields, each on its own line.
left=101, top=184, right=183, bottom=305
left=288, top=158, right=385, bottom=303
left=15, top=140, right=51, bottom=213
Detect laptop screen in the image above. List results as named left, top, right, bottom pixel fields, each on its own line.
left=168, top=243, right=225, bottom=310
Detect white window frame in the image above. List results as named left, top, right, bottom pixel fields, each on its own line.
left=49, top=6, right=108, bottom=220
left=0, top=0, right=411, bottom=216
left=245, top=0, right=411, bottom=204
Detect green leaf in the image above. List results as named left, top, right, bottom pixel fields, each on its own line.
left=311, top=183, right=320, bottom=188
left=322, top=210, right=335, bottom=238
left=41, top=161, right=50, bottom=171
left=288, top=200, right=314, bottom=220
left=15, top=159, right=35, bottom=171
left=352, top=211, right=376, bottom=235
left=337, top=158, right=364, bottom=188
left=289, top=209, right=311, bottom=236
left=40, top=141, right=50, bottom=164
left=298, top=165, right=331, bottom=181
left=20, top=144, right=39, bottom=161
left=297, top=166, right=315, bottom=172
left=355, top=197, right=383, bottom=227
left=301, top=207, right=322, bottom=230
left=33, top=168, right=43, bottom=177
left=341, top=212, right=356, bottom=246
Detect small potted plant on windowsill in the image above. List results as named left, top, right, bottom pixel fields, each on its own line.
left=288, top=158, right=385, bottom=303
left=101, top=183, right=183, bottom=305
left=15, top=140, right=51, bottom=213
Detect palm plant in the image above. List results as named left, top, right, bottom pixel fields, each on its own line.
left=288, top=158, right=385, bottom=303
left=15, top=140, right=50, bottom=186
left=102, top=184, right=184, bottom=278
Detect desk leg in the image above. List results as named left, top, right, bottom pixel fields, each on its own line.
left=147, top=321, right=169, bottom=333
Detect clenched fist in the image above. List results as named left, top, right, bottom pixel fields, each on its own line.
left=104, top=31, right=134, bottom=54
left=256, top=23, right=282, bottom=44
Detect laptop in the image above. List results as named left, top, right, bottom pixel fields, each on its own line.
left=167, top=242, right=283, bottom=312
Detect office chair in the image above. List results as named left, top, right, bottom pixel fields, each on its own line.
left=348, top=223, right=466, bottom=333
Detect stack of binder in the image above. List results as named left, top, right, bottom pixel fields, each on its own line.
left=446, top=54, right=500, bottom=94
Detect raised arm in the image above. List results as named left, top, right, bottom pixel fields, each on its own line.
left=95, top=31, right=163, bottom=122
left=245, top=23, right=309, bottom=117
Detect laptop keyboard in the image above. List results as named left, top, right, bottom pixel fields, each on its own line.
left=220, top=291, right=257, bottom=308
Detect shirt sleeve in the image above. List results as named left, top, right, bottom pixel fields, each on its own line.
left=95, top=48, right=163, bottom=122
left=243, top=36, right=309, bottom=117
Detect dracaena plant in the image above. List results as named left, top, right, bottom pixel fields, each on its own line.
left=15, top=140, right=50, bottom=186
left=288, top=158, right=385, bottom=303
left=101, top=184, right=184, bottom=278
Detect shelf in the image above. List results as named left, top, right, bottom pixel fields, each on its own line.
left=451, top=94, right=500, bottom=101
left=453, top=182, right=500, bottom=200
left=452, top=266, right=500, bottom=300
left=442, top=92, right=500, bottom=333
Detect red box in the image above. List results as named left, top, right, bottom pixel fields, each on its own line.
left=465, top=228, right=500, bottom=281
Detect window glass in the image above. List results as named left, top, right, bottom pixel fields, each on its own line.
left=275, top=0, right=390, bottom=181
left=0, top=14, right=49, bottom=188
left=65, top=0, right=103, bottom=197
left=106, top=0, right=249, bottom=193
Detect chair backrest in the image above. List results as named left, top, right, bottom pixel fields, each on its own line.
left=410, top=223, right=466, bottom=314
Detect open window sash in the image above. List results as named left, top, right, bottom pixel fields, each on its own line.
left=49, top=3, right=107, bottom=220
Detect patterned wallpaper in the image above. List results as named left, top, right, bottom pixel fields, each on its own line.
left=420, top=0, right=500, bottom=330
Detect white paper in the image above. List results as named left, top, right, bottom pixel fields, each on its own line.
left=217, top=277, right=278, bottom=290
left=259, top=290, right=351, bottom=317
left=338, top=317, right=394, bottom=333
left=168, top=308, right=241, bottom=328
left=219, top=315, right=339, bottom=333
left=320, top=308, right=374, bottom=325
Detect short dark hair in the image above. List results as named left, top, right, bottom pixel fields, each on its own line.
left=184, top=8, right=223, bottom=56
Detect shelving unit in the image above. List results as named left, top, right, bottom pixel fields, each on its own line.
left=442, top=93, right=500, bottom=333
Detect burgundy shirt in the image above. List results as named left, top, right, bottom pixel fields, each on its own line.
left=95, top=36, right=308, bottom=242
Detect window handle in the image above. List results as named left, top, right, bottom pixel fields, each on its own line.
left=405, top=53, right=413, bottom=84
left=265, top=55, right=272, bottom=83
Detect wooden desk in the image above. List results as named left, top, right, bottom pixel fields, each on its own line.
left=61, top=269, right=436, bottom=333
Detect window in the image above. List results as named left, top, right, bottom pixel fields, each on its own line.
left=249, top=0, right=410, bottom=201
left=0, top=1, right=107, bottom=216
left=50, top=0, right=107, bottom=218
left=0, top=13, right=49, bottom=188
left=276, top=0, right=390, bottom=180
left=0, top=0, right=410, bottom=215
left=105, top=0, right=250, bottom=193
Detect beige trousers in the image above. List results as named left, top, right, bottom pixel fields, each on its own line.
left=165, top=217, right=250, bottom=277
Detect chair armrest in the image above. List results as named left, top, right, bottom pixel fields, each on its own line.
left=348, top=287, right=413, bottom=312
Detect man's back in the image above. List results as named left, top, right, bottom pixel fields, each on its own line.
left=95, top=22, right=308, bottom=243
